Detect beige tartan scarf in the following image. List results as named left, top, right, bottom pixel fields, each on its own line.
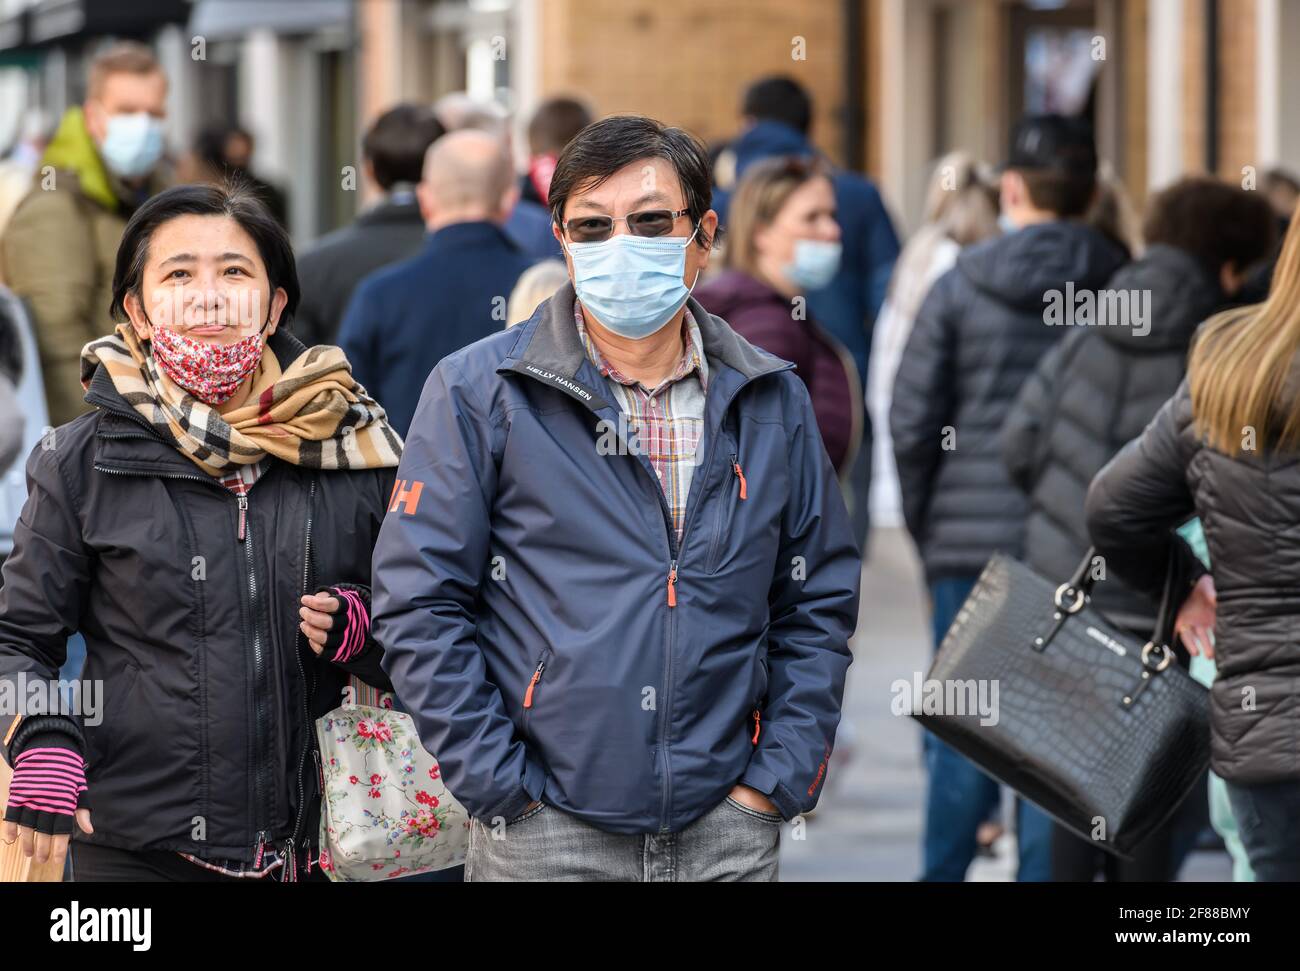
left=80, top=323, right=402, bottom=477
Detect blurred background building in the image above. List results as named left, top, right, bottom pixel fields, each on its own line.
left=0, top=0, right=1296, bottom=244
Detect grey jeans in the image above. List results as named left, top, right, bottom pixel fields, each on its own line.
left=464, top=796, right=782, bottom=882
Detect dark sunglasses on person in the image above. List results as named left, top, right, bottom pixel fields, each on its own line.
left=561, top=207, right=691, bottom=243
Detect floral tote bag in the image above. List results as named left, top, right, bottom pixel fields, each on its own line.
left=314, top=677, right=469, bottom=881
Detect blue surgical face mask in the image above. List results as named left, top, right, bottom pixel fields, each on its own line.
left=100, top=112, right=165, bottom=179
left=566, top=228, right=700, bottom=340
left=785, top=238, right=842, bottom=291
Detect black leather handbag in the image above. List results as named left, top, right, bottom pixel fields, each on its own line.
left=914, top=549, right=1211, bottom=858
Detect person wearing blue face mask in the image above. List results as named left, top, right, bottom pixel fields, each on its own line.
left=697, top=156, right=859, bottom=477
left=1, top=42, right=171, bottom=430
left=372, top=114, right=861, bottom=882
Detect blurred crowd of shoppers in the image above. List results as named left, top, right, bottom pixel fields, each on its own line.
left=0, top=37, right=1298, bottom=884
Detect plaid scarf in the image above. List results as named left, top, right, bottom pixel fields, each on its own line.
left=80, top=324, right=402, bottom=477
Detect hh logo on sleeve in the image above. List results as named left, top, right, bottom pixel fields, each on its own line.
left=388, top=478, right=424, bottom=516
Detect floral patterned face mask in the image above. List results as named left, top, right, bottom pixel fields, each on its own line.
left=150, top=322, right=268, bottom=405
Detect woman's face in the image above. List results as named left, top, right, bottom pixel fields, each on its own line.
left=125, top=213, right=286, bottom=347
left=754, top=175, right=840, bottom=272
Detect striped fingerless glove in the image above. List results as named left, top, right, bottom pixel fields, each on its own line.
left=315, top=583, right=373, bottom=664
left=4, top=733, right=89, bottom=835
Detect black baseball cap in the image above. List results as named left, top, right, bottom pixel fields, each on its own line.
left=1004, top=114, right=1098, bottom=177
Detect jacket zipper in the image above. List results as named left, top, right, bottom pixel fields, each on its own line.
left=649, top=381, right=775, bottom=832
left=287, top=477, right=318, bottom=868
left=95, top=462, right=280, bottom=864
left=523, top=657, right=546, bottom=709
left=731, top=454, right=747, bottom=500
left=240, top=493, right=278, bottom=851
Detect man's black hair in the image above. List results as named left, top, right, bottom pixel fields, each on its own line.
left=548, top=115, right=714, bottom=247
left=363, top=103, right=446, bottom=191
left=110, top=181, right=300, bottom=326
left=742, top=76, right=813, bottom=135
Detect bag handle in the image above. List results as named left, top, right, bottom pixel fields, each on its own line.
left=1056, top=547, right=1179, bottom=670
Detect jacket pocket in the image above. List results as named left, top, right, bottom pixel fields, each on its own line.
left=88, top=660, right=141, bottom=772
left=521, top=647, right=553, bottom=737
left=704, top=451, right=747, bottom=575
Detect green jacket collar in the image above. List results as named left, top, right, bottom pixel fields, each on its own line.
left=40, top=107, right=118, bottom=212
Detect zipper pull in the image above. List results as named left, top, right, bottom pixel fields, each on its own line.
left=667, top=561, right=678, bottom=608
left=253, top=830, right=268, bottom=869
left=305, top=838, right=313, bottom=874
left=283, top=838, right=296, bottom=882
left=731, top=454, right=747, bottom=501
left=523, top=659, right=546, bottom=709
left=751, top=708, right=761, bottom=745
left=237, top=494, right=248, bottom=541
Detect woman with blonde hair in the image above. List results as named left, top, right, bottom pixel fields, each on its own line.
left=869, top=152, right=1000, bottom=523
left=506, top=259, right=569, bottom=327
left=1086, top=201, right=1300, bottom=881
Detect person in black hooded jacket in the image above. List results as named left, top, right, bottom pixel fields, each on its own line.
left=1002, top=176, right=1277, bottom=880
left=0, top=183, right=402, bottom=882
left=891, top=115, right=1127, bottom=883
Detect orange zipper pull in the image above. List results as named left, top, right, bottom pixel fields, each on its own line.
left=732, top=457, right=747, bottom=500
left=667, top=563, right=678, bottom=608
left=751, top=708, right=761, bottom=744
left=523, top=659, right=545, bottom=709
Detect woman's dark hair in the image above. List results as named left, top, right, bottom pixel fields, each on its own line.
left=1143, top=176, right=1278, bottom=281
left=548, top=115, right=714, bottom=247
left=110, top=180, right=301, bottom=326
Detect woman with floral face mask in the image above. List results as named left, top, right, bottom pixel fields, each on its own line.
left=696, top=156, right=860, bottom=477
left=0, top=183, right=402, bottom=881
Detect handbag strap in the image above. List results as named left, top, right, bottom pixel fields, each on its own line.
left=347, top=673, right=393, bottom=709
left=1064, top=545, right=1178, bottom=652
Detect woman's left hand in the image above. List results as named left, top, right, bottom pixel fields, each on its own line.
left=299, top=592, right=340, bottom=655
left=1175, top=574, right=1217, bottom=660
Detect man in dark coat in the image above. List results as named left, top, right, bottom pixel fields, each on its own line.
left=338, top=129, right=533, bottom=437
left=294, top=104, right=444, bottom=348
left=891, top=114, right=1127, bottom=883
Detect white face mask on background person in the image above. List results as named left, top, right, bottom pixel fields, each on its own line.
left=784, top=238, right=842, bottom=291
left=99, top=112, right=165, bottom=179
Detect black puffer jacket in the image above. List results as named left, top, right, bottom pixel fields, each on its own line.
left=1003, top=244, right=1225, bottom=630
left=891, top=221, right=1127, bottom=579
left=1086, top=377, right=1300, bottom=784
left=0, top=329, right=396, bottom=865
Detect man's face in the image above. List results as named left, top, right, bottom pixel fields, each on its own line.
left=84, top=70, right=168, bottom=144
left=553, top=157, right=718, bottom=289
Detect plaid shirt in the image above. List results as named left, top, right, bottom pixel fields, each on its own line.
left=177, top=459, right=284, bottom=879
left=574, top=304, right=708, bottom=546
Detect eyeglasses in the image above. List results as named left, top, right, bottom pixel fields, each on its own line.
left=561, top=207, right=691, bottom=243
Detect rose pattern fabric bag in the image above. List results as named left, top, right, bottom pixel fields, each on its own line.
left=315, top=678, right=469, bottom=881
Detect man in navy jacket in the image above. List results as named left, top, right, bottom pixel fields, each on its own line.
left=372, top=116, right=860, bottom=881
left=338, top=129, right=533, bottom=437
